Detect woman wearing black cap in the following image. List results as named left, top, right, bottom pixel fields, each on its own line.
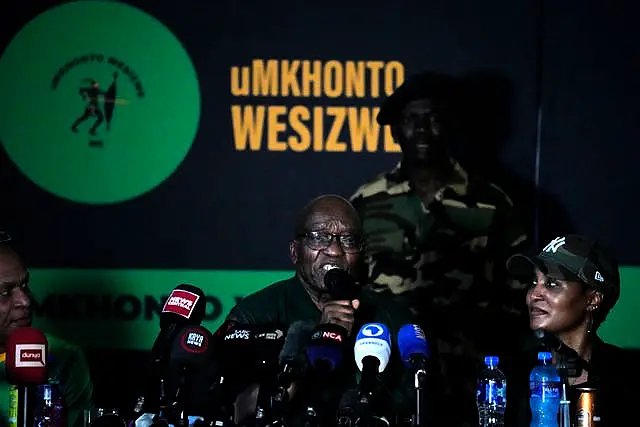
left=503, top=234, right=640, bottom=426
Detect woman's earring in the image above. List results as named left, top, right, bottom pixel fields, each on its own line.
left=586, top=306, right=597, bottom=335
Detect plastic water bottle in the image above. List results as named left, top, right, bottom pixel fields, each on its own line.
left=529, top=351, right=561, bottom=427
left=476, top=355, right=507, bottom=426
left=34, top=356, right=66, bottom=427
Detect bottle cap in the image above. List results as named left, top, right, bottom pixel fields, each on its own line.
left=484, top=356, right=499, bottom=367
left=538, top=351, right=552, bottom=361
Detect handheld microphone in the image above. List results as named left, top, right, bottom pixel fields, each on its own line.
left=353, top=323, right=391, bottom=417
left=397, top=324, right=430, bottom=427
left=6, top=327, right=48, bottom=427
left=324, top=268, right=360, bottom=301
left=306, top=323, right=348, bottom=373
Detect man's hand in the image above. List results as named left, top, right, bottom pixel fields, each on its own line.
left=320, top=299, right=360, bottom=335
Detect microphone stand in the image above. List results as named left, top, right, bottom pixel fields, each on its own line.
left=17, top=385, right=35, bottom=427
left=413, top=368, right=426, bottom=427
left=253, top=364, right=280, bottom=427
left=555, top=352, right=588, bottom=427
left=203, top=376, right=235, bottom=427
left=358, top=356, right=380, bottom=427
left=555, top=353, right=571, bottom=427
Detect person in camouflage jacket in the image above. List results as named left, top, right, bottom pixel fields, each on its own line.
left=350, top=71, right=530, bottom=426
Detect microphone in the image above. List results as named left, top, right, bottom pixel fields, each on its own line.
left=353, top=323, right=391, bottom=420
left=306, top=323, right=348, bottom=373
left=397, top=324, right=430, bottom=427
left=304, top=323, right=348, bottom=427
left=153, top=284, right=206, bottom=364
left=277, top=321, right=315, bottom=390
left=6, top=327, right=48, bottom=427
left=269, top=321, right=315, bottom=423
left=161, top=325, right=215, bottom=426
left=397, top=324, right=429, bottom=374
left=249, top=324, right=287, bottom=427
left=198, top=322, right=253, bottom=427
left=324, top=268, right=360, bottom=301
left=143, top=285, right=206, bottom=414
left=5, top=327, right=48, bottom=385
left=250, top=323, right=287, bottom=373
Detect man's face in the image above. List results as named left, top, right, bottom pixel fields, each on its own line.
left=395, top=99, right=449, bottom=166
left=0, top=251, right=32, bottom=344
left=290, top=202, right=362, bottom=298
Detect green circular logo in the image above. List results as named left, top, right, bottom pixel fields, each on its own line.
left=0, top=1, right=200, bottom=204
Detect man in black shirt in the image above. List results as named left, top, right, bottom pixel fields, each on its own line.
left=222, top=195, right=441, bottom=426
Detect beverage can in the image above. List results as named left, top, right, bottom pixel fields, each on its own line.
left=575, top=387, right=600, bottom=427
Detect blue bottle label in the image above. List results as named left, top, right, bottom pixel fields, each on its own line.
left=530, top=381, right=560, bottom=400
left=477, top=380, right=506, bottom=405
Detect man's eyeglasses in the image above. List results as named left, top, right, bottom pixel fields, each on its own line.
left=298, top=231, right=363, bottom=253
left=0, top=231, right=11, bottom=243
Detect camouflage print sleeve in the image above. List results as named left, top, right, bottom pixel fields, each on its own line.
left=487, top=195, right=530, bottom=343
left=350, top=185, right=423, bottom=295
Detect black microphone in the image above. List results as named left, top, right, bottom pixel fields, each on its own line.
left=324, top=268, right=359, bottom=301
left=249, top=324, right=287, bottom=427
left=276, top=321, right=315, bottom=391
left=152, top=284, right=206, bottom=370
left=304, top=323, right=349, bottom=427
left=270, top=321, right=315, bottom=422
left=138, top=284, right=207, bottom=415
left=161, top=325, right=215, bottom=426
left=199, top=321, right=252, bottom=427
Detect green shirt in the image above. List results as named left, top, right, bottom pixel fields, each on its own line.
left=0, top=333, right=94, bottom=427
left=226, top=275, right=442, bottom=425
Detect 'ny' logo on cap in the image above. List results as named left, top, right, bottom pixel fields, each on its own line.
left=543, top=236, right=566, bottom=253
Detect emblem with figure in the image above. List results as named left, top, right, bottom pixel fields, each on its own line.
left=0, top=0, right=201, bottom=204
left=70, top=71, right=128, bottom=142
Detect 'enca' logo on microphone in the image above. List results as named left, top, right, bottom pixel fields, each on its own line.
left=312, top=330, right=343, bottom=343
left=162, top=289, right=200, bottom=319
left=15, top=344, right=46, bottom=368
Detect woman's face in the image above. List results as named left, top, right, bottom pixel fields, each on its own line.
left=526, top=268, right=594, bottom=334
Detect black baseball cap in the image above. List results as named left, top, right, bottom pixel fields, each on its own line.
left=376, top=71, right=458, bottom=126
left=507, top=234, right=621, bottom=301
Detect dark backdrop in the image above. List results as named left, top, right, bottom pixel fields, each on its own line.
left=1, top=0, right=639, bottom=411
